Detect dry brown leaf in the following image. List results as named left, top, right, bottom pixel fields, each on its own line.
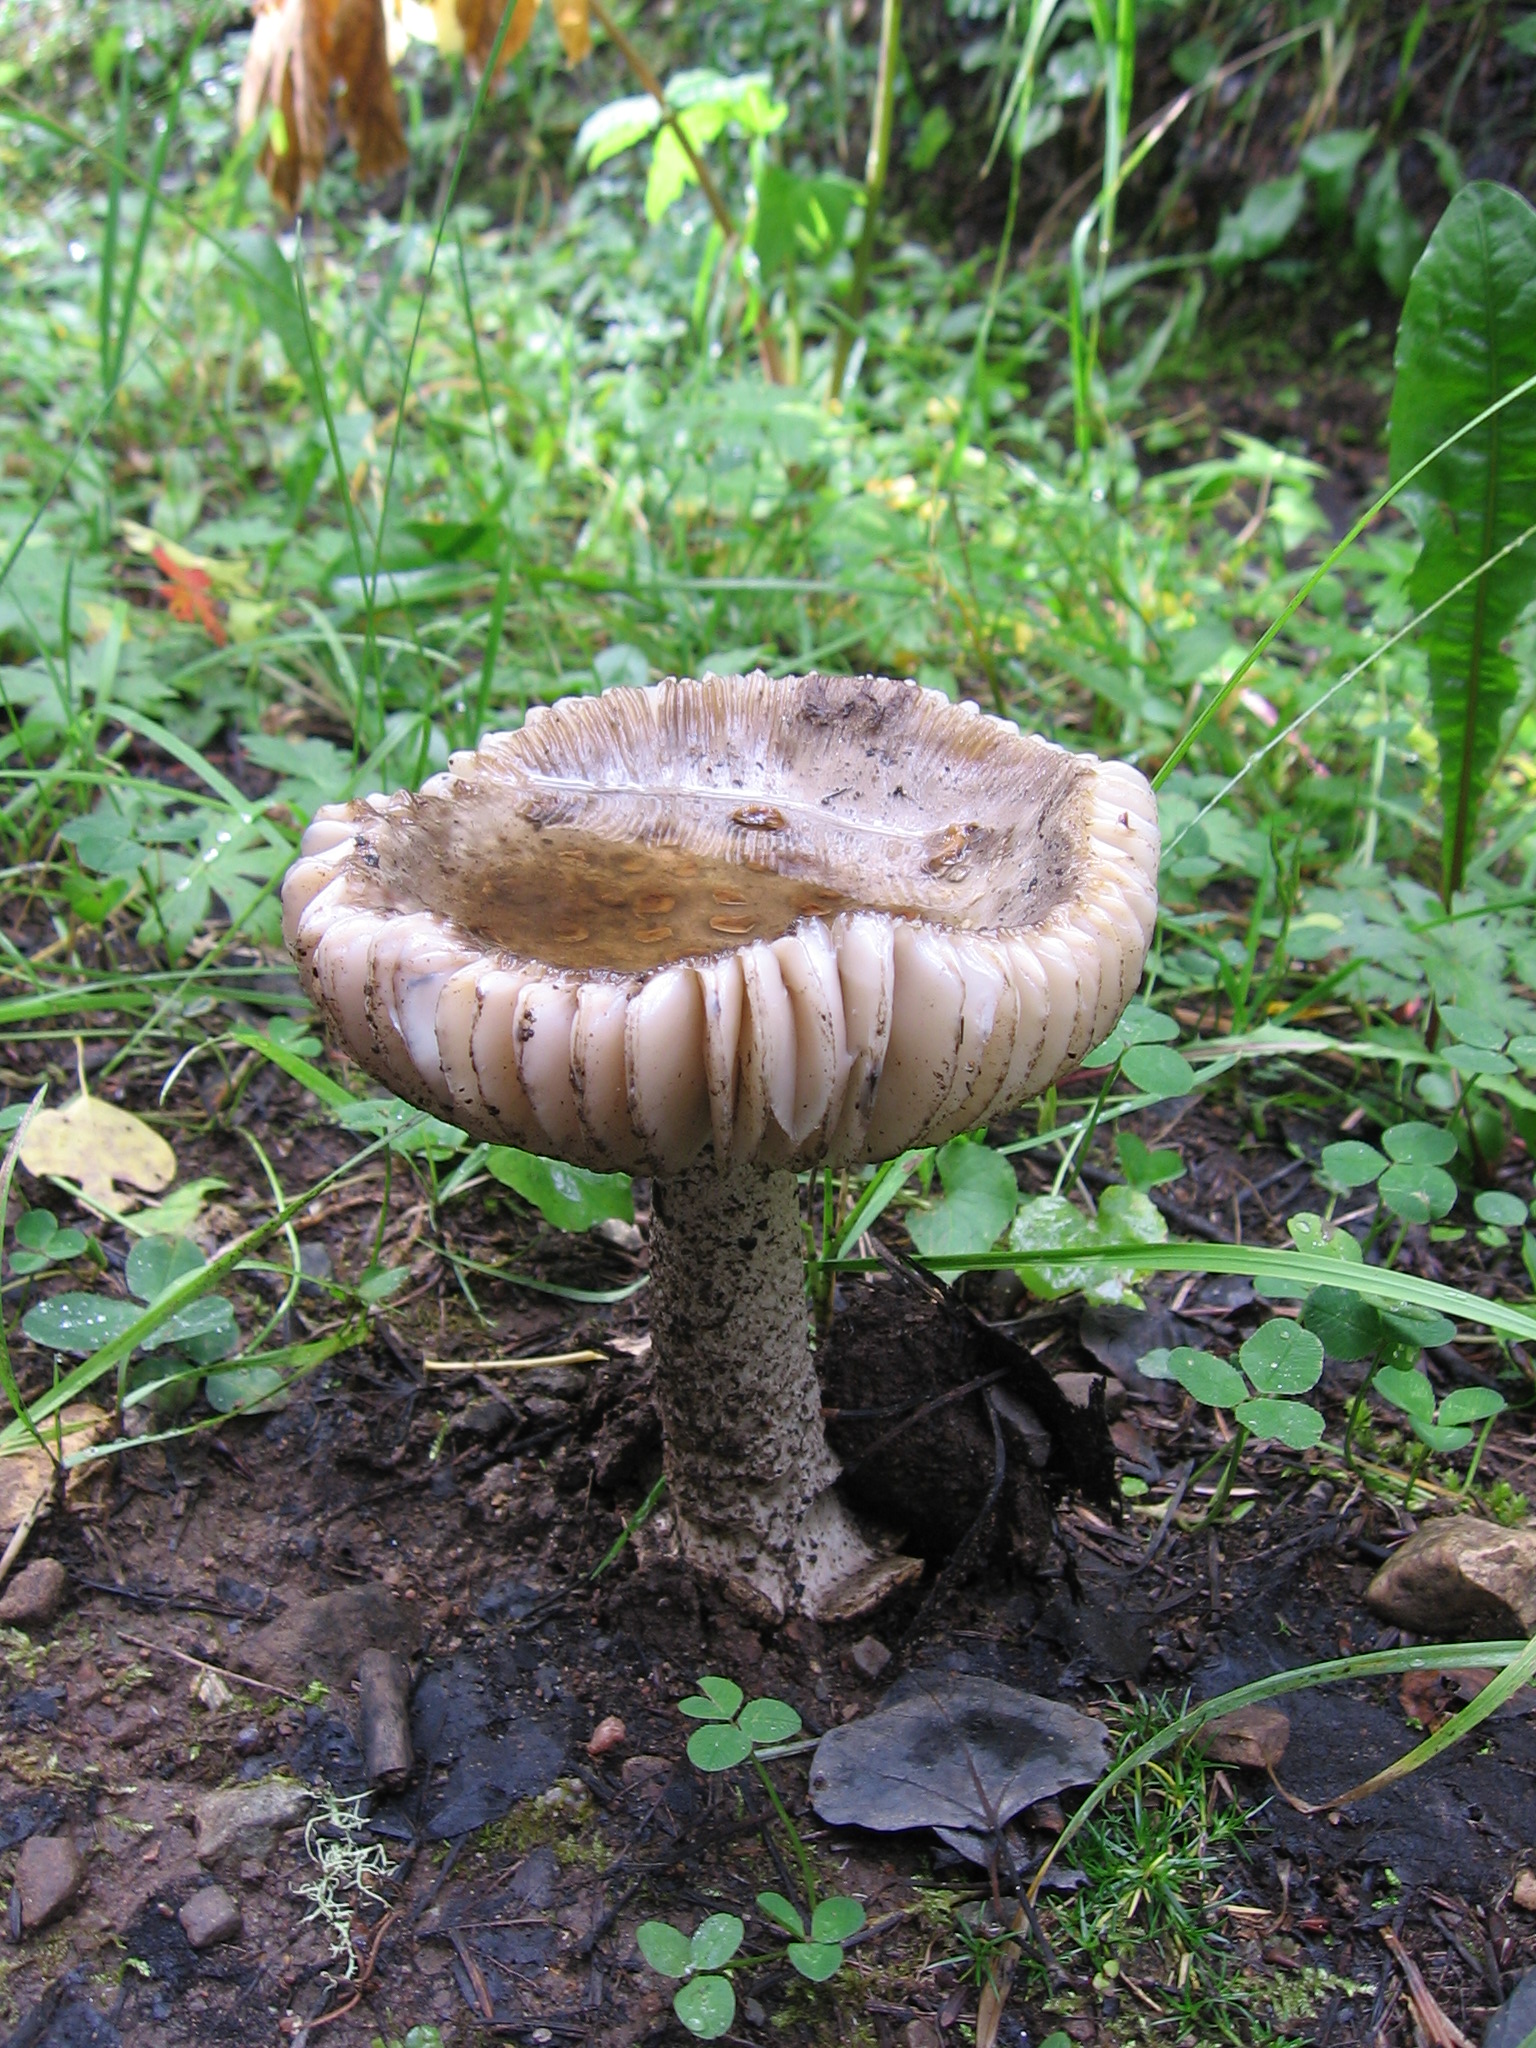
left=20, top=1093, right=176, bottom=1211
left=238, top=0, right=405, bottom=210
left=0, top=1406, right=112, bottom=1539
left=974, top=1906, right=1023, bottom=2048
left=550, top=0, right=591, bottom=63
left=328, top=0, right=408, bottom=177
left=450, top=0, right=540, bottom=75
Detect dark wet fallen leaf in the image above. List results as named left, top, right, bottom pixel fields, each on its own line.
left=0, top=1794, right=64, bottom=1851
left=808, top=1676, right=1108, bottom=1833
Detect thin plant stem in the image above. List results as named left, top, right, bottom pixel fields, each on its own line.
left=828, top=0, right=901, bottom=403
left=1199, top=1423, right=1247, bottom=1526
left=1463, top=1411, right=1499, bottom=1496
left=752, top=1756, right=817, bottom=1919
left=1051, top=1060, right=1120, bottom=1198
left=586, top=0, right=734, bottom=238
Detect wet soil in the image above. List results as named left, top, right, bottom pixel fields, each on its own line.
left=1, top=1044, right=1535, bottom=2047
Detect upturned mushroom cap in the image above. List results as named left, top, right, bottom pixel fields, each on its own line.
left=282, top=673, right=1158, bottom=1174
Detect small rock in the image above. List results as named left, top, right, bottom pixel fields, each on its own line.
left=455, top=1395, right=514, bottom=1439
left=190, top=1668, right=234, bottom=1712
left=586, top=1715, right=626, bottom=1758
left=1053, top=1371, right=1127, bottom=1419
left=595, top=1217, right=643, bottom=1253
left=238, top=1859, right=266, bottom=1887
left=847, top=1635, right=892, bottom=1682
left=0, top=1560, right=68, bottom=1628
left=107, top=1703, right=160, bottom=1749
left=473, top=1465, right=520, bottom=1508
left=619, top=1754, right=670, bottom=1799
left=903, top=2024, right=941, bottom=2048
left=192, top=1777, right=311, bottom=1875
left=11, top=1835, right=83, bottom=1935
left=1485, top=1967, right=1536, bottom=2048
left=179, top=1885, right=242, bottom=1950
left=1513, top=1870, right=1536, bottom=1913
left=237, top=1585, right=419, bottom=1691
left=1366, top=1518, right=1536, bottom=1639
left=1197, top=1705, right=1291, bottom=1771
left=1022, top=1795, right=1066, bottom=1833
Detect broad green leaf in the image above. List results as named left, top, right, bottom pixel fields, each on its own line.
left=227, top=230, right=319, bottom=402
left=689, top=1914, right=744, bottom=1972
left=1300, top=127, right=1375, bottom=228
left=1438, top=1006, right=1507, bottom=1050
left=1439, top=1386, right=1506, bottom=1427
left=753, top=166, right=860, bottom=283
left=673, top=1975, right=735, bottom=2039
left=1116, top=1132, right=1184, bottom=1189
left=1475, top=1190, right=1528, bottom=1227
left=756, top=1892, right=804, bottom=1938
left=22, top=1293, right=140, bottom=1357
left=1319, top=1141, right=1387, bottom=1188
left=1117, top=1003, right=1180, bottom=1045
left=787, top=1941, right=844, bottom=1981
left=1379, top=1303, right=1457, bottom=1350
left=1286, top=1213, right=1363, bottom=1262
left=1388, top=182, right=1536, bottom=897
left=637, top=1921, right=692, bottom=1978
left=1374, top=1365, right=1436, bottom=1425
left=1121, top=1044, right=1195, bottom=1099
left=1442, top=1045, right=1515, bottom=1076
left=203, top=1365, right=287, bottom=1414
left=907, top=1138, right=1018, bottom=1260
left=14, top=1210, right=58, bottom=1251
left=1357, top=148, right=1425, bottom=295
left=1234, top=1397, right=1326, bottom=1449
left=1168, top=1348, right=1246, bottom=1409
left=1010, top=1185, right=1166, bottom=1306
left=1383, top=1121, right=1457, bottom=1166
left=1378, top=1161, right=1458, bottom=1225
left=1212, top=174, right=1306, bottom=271
left=811, top=1897, right=865, bottom=1942
left=736, top=1697, right=802, bottom=1745
left=484, top=1147, right=632, bottom=1232
left=686, top=1724, right=752, bottom=1772
left=1239, top=1320, right=1324, bottom=1396
left=695, top=1676, right=744, bottom=1716
left=126, top=1232, right=205, bottom=1303
left=1303, top=1286, right=1382, bottom=1361
left=140, top=1296, right=238, bottom=1363
left=575, top=93, right=663, bottom=171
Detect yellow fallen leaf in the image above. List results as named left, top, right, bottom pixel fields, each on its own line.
left=0, top=1405, right=111, bottom=1537
left=119, top=521, right=255, bottom=599
left=20, top=1093, right=176, bottom=1211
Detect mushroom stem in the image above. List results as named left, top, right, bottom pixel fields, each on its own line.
left=647, top=1163, right=919, bottom=1625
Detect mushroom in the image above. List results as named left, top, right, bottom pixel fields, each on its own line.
left=282, top=673, right=1159, bottom=1622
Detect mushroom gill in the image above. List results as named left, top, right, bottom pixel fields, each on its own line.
left=282, top=672, right=1159, bottom=1176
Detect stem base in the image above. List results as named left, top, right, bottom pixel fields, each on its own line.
left=648, top=1163, right=921, bottom=1623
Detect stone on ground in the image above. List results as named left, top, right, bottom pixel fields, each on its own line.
left=192, top=1777, right=310, bottom=1874
left=179, top=1885, right=243, bottom=1950
left=11, top=1835, right=83, bottom=1935
left=1365, top=1518, right=1536, bottom=1639
left=0, top=1559, right=68, bottom=1627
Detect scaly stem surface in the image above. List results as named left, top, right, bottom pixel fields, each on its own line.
left=647, top=1161, right=918, bottom=1622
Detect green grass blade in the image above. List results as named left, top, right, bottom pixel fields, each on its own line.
left=105, top=9, right=210, bottom=400
left=1029, top=1639, right=1533, bottom=1902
